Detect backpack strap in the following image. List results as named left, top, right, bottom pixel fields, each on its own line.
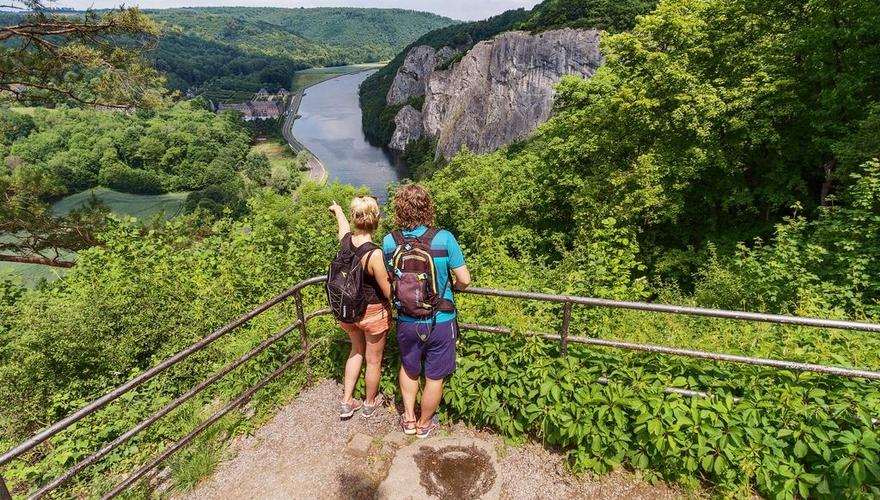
left=355, top=242, right=380, bottom=274
left=418, top=227, right=440, bottom=245
left=420, top=227, right=449, bottom=258
left=391, top=228, right=448, bottom=257
left=340, top=232, right=353, bottom=250
left=391, top=230, right=405, bottom=246
left=353, top=241, right=379, bottom=258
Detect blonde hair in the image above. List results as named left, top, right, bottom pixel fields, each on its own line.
left=350, top=195, right=380, bottom=233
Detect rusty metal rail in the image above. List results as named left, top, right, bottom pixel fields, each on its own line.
left=0, top=275, right=329, bottom=500
left=2, top=276, right=880, bottom=499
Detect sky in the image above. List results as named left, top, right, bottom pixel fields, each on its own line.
left=55, top=0, right=544, bottom=21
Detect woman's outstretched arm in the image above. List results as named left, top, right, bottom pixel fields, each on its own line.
left=328, top=201, right=350, bottom=241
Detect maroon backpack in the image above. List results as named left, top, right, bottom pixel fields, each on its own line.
left=389, top=228, right=455, bottom=319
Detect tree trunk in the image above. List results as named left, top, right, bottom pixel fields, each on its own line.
left=0, top=254, right=75, bottom=268
left=820, top=159, right=836, bottom=206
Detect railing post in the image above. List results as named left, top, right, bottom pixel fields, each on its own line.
left=293, top=290, right=312, bottom=385
left=1, top=473, right=12, bottom=500
left=560, top=302, right=572, bottom=356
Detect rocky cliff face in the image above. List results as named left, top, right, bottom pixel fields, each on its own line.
left=386, top=45, right=460, bottom=106
left=389, top=105, right=423, bottom=150
left=387, top=29, right=603, bottom=160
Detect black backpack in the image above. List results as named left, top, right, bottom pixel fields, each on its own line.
left=326, top=234, right=379, bottom=323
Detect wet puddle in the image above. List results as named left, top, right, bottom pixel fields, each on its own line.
left=413, top=444, right=497, bottom=499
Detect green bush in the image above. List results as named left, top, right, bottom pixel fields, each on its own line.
left=446, top=332, right=880, bottom=498
left=99, top=163, right=164, bottom=195
left=0, top=183, right=362, bottom=497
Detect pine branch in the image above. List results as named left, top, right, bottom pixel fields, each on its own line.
left=0, top=254, right=75, bottom=268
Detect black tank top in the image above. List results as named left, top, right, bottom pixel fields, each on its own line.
left=342, top=233, right=384, bottom=305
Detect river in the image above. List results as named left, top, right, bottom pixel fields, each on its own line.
left=291, top=70, right=409, bottom=202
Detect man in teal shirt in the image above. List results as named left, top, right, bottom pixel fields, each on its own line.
left=384, top=184, right=470, bottom=438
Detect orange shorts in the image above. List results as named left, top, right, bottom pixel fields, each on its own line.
left=340, top=303, right=392, bottom=337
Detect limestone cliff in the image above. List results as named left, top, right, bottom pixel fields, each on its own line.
left=389, top=105, right=423, bottom=150
left=385, top=45, right=460, bottom=106
left=387, top=29, right=603, bottom=160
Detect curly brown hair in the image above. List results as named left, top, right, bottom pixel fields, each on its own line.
left=393, top=183, right=434, bottom=229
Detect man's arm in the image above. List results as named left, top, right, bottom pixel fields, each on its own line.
left=445, top=231, right=470, bottom=290
left=452, top=265, right=471, bottom=291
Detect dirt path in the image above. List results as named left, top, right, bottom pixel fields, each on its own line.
left=176, top=380, right=683, bottom=500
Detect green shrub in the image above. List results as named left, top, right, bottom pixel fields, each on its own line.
left=99, top=164, right=164, bottom=195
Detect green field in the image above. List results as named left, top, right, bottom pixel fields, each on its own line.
left=1, top=189, right=190, bottom=288
left=251, top=141, right=298, bottom=170
left=8, top=106, right=55, bottom=116
left=291, top=63, right=385, bottom=92
left=51, top=188, right=189, bottom=219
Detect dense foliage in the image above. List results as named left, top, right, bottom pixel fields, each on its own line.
left=425, top=0, right=880, bottom=289
left=2, top=103, right=250, bottom=195
left=0, top=7, right=168, bottom=108
left=517, top=0, right=656, bottom=32
left=145, top=7, right=455, bottom=93
left=0, top=185, right=358, bottom=497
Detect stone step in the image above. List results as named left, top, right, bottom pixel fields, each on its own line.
left=377, top=437, right=500, bottom=500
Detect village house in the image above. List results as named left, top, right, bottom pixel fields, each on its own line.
left=217, top=101, right=284, bottom=121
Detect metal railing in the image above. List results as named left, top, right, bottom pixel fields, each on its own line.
left=2, top=276, right=880, bottom=499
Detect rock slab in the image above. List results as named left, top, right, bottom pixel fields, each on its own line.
left=386, top=45, right=461, bottom=106
left=346, top=432, right=374, bottom=458
left=389, top=105, right=424, bottom=151
left=377, top=437, right=500, bottom=500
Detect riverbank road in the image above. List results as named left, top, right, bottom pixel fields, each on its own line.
left=283, top=91, right=327, bottom=184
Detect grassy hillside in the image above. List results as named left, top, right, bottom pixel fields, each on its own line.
left=51, top=188, right=189, bottom=220
left=0, top=189, right=188, bottom=288
left=291, top=63, right=385, bottom=92
left=145, top=7, right=455, bottom=94
left=161, top=7, right=456, bottom=54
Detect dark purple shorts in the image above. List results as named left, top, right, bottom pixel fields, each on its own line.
left=397, top=319, right=458, bottom=380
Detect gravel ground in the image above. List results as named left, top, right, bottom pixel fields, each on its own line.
left=174, top=379, right=685, bottom=500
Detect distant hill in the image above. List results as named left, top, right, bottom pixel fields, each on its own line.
left=145, top=7, right=457, bottom=93
left=0, top=8, right=457, bottom=95
left=151, top=7, right=457, bottom=54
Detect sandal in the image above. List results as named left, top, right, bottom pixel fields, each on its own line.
left=416, top=415, right=440, bottom=439
left=400, top=415, right=417, bottom=435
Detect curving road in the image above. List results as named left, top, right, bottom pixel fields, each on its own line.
left=282, top=89, right=328, bottom=184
